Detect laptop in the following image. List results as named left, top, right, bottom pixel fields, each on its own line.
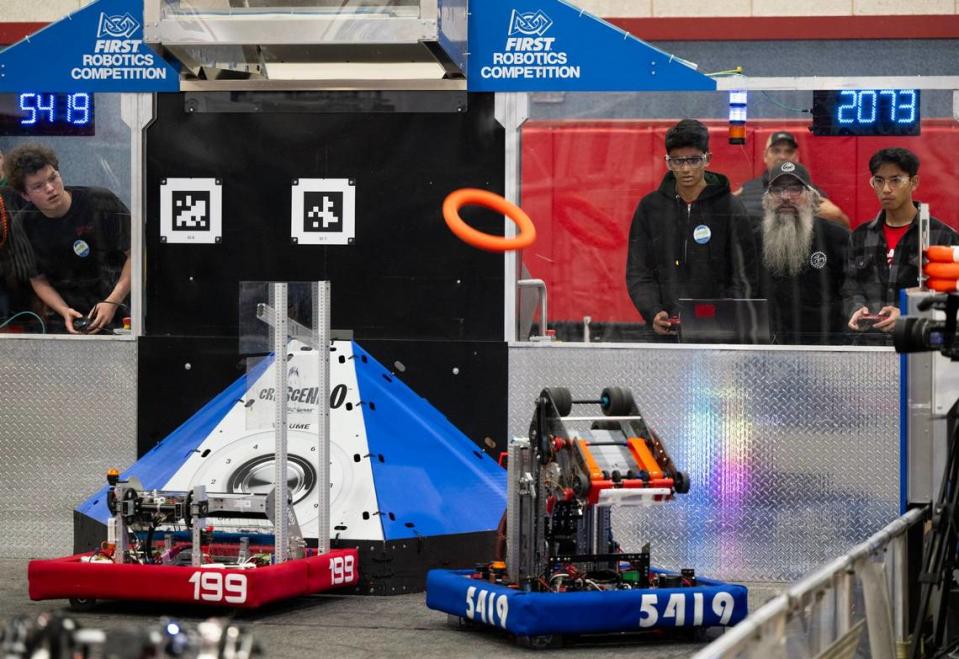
left=677, top=298, right=771, bottom=344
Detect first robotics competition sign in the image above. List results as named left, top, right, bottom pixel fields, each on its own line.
left=467, top=0, right=716, bottom=91
left=0, top=0, right=715, bottom=93
left=0, top=0, right=179, bottom=92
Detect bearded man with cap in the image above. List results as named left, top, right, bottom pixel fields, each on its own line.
left=756, top=161, right=849, bottom=344
left=736, top=131, right=849, bottom=228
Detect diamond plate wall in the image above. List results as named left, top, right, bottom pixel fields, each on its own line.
left=0, top=339, right=136, bottom=558
left=508, top=345, right=900, bottom=583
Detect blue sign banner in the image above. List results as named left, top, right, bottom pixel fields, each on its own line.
left=468, top=0, right=716, bottom=92
left=0, top=0, right=179, bottom=93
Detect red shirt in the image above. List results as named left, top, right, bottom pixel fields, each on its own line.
left=882, top=222, right=911, bottom=265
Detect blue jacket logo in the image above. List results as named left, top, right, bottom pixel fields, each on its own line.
left=73, top=240, right=91, bottom=258
left=693, top=225, right=712, bottom=245
left=97, top=12, right=140, bottom=39
left=508, top=10, right=553, bottom=36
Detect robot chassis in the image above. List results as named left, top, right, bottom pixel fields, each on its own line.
left=29, top=470, right=358, bottom=611
left=426, top=386, right=747, bottom=645
left=104, top=472, right=306, bottom=570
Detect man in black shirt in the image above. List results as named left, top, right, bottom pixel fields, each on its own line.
left=735, top=131, right=849, bottom=228
left=756, top=161, right=848, bottom=344
left=0, top=148, right=36, bottom=327
left=0, top=185, right=36, bottom=325
left=626, top=119, right=757, bottom=336
left=0, top=146, right=36, bottom=324
left=5, top=144, right=130, bottom=334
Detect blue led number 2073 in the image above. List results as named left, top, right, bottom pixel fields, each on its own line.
left=836, top=90, right=917, bottom=126
left=812, top=89, right=919, bottom=136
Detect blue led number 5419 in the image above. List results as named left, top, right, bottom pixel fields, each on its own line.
left=18, top=93, right=91, bottom=126
left=836, top=90, right=917, bottom=126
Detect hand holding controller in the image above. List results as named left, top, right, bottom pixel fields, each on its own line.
left=667, top=316, right=681, bottom=332
left=72, top=316, right=93, bottom=333
left=857, top=312, right=887, bottom=330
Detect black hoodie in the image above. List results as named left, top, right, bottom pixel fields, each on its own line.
left=626, top=171, right=758, bottom=324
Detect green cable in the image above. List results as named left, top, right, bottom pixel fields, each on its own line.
left=0, top=310, right=46, bottom=333
left=706, top=66, right=744, bottom=77
left=759, top=90, right=809, bottom=114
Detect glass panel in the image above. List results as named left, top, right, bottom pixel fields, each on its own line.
left=0, top=92, right=134, bottom=337
left=518, top=86, right=958, bottom=346
left=159, top=0, right=421, bottom=17
left=183, top=281, right=328, bottom=538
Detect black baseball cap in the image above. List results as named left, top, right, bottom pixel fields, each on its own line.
left=768, top=131, right=798, bottom=148
left=768, top=160, right=812, bottom=188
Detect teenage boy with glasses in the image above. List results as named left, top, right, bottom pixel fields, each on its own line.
left=842, top=147, right=958, bottom=335
left=626, top=119, right=757, bottom=337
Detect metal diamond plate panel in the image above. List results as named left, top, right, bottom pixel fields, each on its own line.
left=508, top=345, right=900, bottom=583
left=0, top=339, right=136, bottom=558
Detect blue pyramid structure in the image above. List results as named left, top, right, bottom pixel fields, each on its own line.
left=77, top=341, right=506, bottom=544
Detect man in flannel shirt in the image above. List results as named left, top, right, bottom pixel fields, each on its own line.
left=842, top=147, right=959, bottom=335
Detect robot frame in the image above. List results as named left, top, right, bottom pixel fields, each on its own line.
left=28, top=464, right=360, bottom=611
left=426, top=386, right=748, bottom=646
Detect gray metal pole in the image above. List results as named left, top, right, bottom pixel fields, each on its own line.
left=314, top=281, right=331, bottom=554
left=271, top=283, right=289, bottom=563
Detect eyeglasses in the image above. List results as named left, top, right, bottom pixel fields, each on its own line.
left=26, top=169, right=60, bottom=194
left=768, top=184, right=805, bottom=197
left=869, top=175, right=913, bottom=191
left=665, top=155, right=708, bottom=170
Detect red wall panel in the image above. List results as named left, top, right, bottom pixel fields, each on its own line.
left=521, top=119, right=959, bottom=324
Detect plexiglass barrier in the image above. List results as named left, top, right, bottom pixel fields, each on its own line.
left=156, top=0, right=423, bottom=15
left=0, top=92, right=140, bottom=337
left=162, top=281, right=332, bottom=545
left=513, top=88, right=959, bottom=346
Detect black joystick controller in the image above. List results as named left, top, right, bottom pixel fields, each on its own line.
left=73, top=317, right=92, bottom=333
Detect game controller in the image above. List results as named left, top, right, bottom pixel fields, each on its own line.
left=72, top=316, right=92, bottom=333
left=668, top=316, right=681, bottom=331
left=858, top=313, right=887, bottom=329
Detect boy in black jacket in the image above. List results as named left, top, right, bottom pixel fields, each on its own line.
left=626, top=119, right=757, bottom=336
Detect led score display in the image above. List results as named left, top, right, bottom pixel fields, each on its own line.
left=811, top=90, right=920, bottom=136
left=0, top=93, right=96, bottom=136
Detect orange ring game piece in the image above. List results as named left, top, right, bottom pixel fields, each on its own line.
left=443, top=188, right=536, bottom=253
left=926, top=278, right=959, bottom=292
left=927, top=246, right=959, bottom=263
left=925, top=262, right=959, bottom=279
